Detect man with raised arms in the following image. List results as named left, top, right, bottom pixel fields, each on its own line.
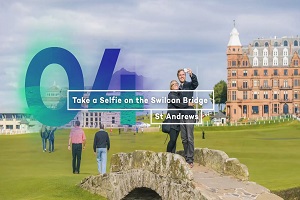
left=177, top=68, right=198, bottom=168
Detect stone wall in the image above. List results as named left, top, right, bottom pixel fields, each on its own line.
left=177, top=148, right=249, bottom=181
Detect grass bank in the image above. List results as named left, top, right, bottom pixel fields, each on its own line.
left=0, top=121, right=300, bottom=199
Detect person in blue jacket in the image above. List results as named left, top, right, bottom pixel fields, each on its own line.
left=48, top=127, right=57, bottom=153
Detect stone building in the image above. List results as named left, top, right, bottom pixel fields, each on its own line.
left=0, top=113, right=41, bottom=134
left=226, top=26, right=300, bottom=122
left=71, top=111, right=120, bottom=128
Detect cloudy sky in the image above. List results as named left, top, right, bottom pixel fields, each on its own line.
left=1, top=0, right=300, bottom=112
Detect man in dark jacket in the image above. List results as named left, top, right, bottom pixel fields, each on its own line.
left=93, top=124, right=110, bottom=175
left=177, top=68, right=198, bottom=168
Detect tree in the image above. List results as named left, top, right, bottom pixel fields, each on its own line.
left=209, top=80, right=227, bottom=111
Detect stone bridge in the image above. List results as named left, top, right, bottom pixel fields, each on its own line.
left=79, top=148, right=283, bottom=200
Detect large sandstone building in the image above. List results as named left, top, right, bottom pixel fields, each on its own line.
left=226, top=27, right=300, bottom=122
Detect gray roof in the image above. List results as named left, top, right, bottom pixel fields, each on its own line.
left=19, top=119, right=29, bottom=124
left=212, top=112, right=227, bottom=119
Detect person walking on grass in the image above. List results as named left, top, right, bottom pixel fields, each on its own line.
left=68, top=121, right=86, bottom=174
left=93, top=124, right=110, bottom=175
left=40, top=125, right=49, bottom=152
left=48, top=127, right=57, bottom=153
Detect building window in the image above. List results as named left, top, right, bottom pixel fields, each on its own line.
left=232, top=70, right=236, bottom=76
left=253, top=57, right=258, bottom=66
left=86, top=118, right=88, bottom=121
left=284, top=69, right=288, bottom=76
left=263, top=91, right=268, bottom=99
left=243, top=70, right=248, bottom=76
left=95, top=117, right=98, bottom=121
left=253, top=49, right=258, bottom=56
left=294, top=91, right=298, bottom=99
left=264, top=105, right=269, bottom=114
left=283, top=48, right=288, bottom=56
left=274, top=80, right=278, bottom=87
left=234, top=109, right=236, bottom=114
left=264, top=42, right=269, bottom=47
left=242, top=61, right=248, bottom=66
left=273, top=104, right=278, bottom=113
left=85, top=113, right=88, bottom=116
left=232, top=61, right=236, bottom=66
left=254, top=42, right=259, bottom=47
left=273, top=69, right=278, bottom=76
left=294, top=69, right=298, bottom=75
left=283, top=57, right=288, bottom=66
left=284, top=40, right=288, bottom=46
left=263, top=80, right=268, bottom=87
left=294, top=79, right=300, bottom=86
left=273, top=48, right=278, bottom=56
left=263, top=48, right=268, bottom=57
left=252, top=106, right=259, bottom=114
left=253, top=80, right=259, bottom=87
left=243, top=91, right=248, bottom=100
left=86, top=122, right=88, bottom=126
left=273, top=91, right=278, bottom=99
left=232, top=80, right=236, bottom=87
left=274, top=42, right=278, bottom=47
left=232, top=91, right=236, bottom=100
left=273, top=57, right=278, bottom=66
left=6, top=125, right=13, bottom=129
left=253, top=91, right=259, bottom=99
left=263, top=57, right=268, bottom=66
left=284, top=91, right=288, bottom=100
left=90, top=118, right=93, bottom=121
left=284, top=80, right=288, bottom=87
left=264, top=70, right=268, bottom=76
left=254, top=70, right=258, bottom=76
left=294, top=40, right=298, bottom=46
left=243, top=105, right=247, bottom=114
left=294, top=60, right=299, bottom=66
left=243, top=81, right=248, bottom=88
left=95, top=113, right=98, bottom=116
left=90, top=112, right=93, bottom=116
left=16, top=125, right=20, bottom=129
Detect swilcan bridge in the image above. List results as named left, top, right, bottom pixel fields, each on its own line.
left=79, top=148, right=282, bottom=200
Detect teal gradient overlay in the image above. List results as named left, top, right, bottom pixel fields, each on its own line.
left=25, top=47, right=84, bottom=126
left=25, top=47, right=142, bottom=126
left=120, top=74, right=137, bottom=125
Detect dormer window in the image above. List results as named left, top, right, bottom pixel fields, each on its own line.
left=264, top=42, right=269, bottom=47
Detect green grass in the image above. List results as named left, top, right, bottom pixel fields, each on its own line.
left=1, top=121, right=300, bottom=199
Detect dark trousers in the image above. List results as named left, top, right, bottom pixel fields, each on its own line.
left=72, top=143, right=82, bottom=173
left=49, top=139, right=54, bottom=152
left=167, top=128, right=179, bottom=153
left=180, top=118, right=195, bottom=164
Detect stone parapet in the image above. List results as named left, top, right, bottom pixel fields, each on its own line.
left=177, top=148, right=249, bottom=181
